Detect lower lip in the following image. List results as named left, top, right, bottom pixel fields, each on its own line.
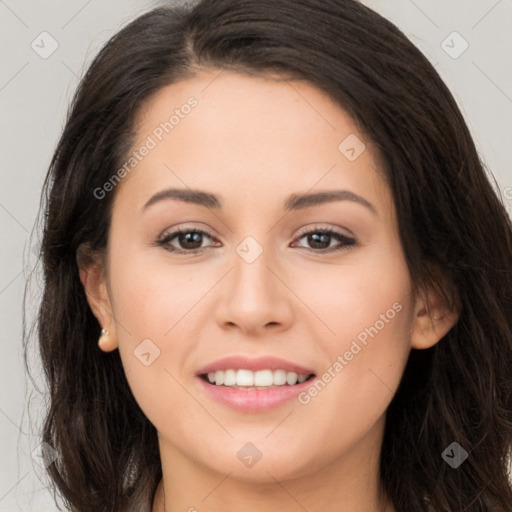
left=197, top=376, right=315, bottom=412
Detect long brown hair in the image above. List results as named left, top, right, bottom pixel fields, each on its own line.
left=25, top=0, right=512, bottom=510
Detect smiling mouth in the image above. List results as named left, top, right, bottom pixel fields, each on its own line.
left=199, top=369, right=316, bottom=390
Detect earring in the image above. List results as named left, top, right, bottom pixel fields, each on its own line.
left=98, top=328, right=110, bottom=347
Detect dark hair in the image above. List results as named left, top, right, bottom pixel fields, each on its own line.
left=25, top=0, right=512, bottom=510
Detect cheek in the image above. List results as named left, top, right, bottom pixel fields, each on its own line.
left=107, top=244, right=210, bottom=340
left=107, top=266, right=198, bottom=437
left=291, top=249, right=414, bottom=448
left=105, top=247, right=199, bottom=410
left=295, top=243, right=412, bottom=349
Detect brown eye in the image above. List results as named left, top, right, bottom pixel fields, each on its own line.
left=292, top=227, right=356, bottom=253
left=175, top=231, right=204, bottom=250
left=157, top=229, right=216, bottom=254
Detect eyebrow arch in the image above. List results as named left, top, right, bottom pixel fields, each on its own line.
left=142, top=188, right=221, bottom=211
left=142, top=188, right=376, bottom=215
left=284, top=190, right=377, bottom=215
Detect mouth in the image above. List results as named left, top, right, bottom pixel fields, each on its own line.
left=199, top=369, right=316, bottom=390
left=196, top=356, right=317, bottom=412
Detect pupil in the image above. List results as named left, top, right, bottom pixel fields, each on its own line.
left=180, top=232, right=202, bottom=249
left=309, top=232, right=329, bottom=249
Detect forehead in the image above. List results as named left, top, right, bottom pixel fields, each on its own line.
left=136, top=68, right=357, bottom=147
left=113, top=68, right=389, bottom=216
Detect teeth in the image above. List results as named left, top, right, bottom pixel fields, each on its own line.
left=286, top=372, right=298, bottom=385
left=205, top=369, right=312, bottom=387
left=273, top=369, right=287, bottom=385
left=214, top=370, right=224, bottom=386
left=224, top=369, right=237, bottom=386
left=236, top=369, right=254, bottom=386
left=254, top=369, right=273, bottom=387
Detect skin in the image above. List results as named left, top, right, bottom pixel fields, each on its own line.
left=80, top=68, right=458, bottom=512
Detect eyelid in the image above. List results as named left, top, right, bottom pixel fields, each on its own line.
left=293, top=223, right=355, bottom=239
left=290, top=224, right=357, bottom=253
left=156, top=225, right=218, bottom=252
left=157, top=222, right=215, bottom=240
left=155, top=223, right=357, bottom=254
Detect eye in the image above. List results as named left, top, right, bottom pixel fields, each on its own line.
left=156, top=228, right=218, bottom=254
left=154, top=225, right=356, bottom=255
left=291, top=225, right=356, bottom=253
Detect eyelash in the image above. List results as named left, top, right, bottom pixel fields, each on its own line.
left=155, top=225, right=357, bottom=255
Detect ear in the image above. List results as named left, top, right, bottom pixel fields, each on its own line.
left=77, top=243, right=118, bottom=352
left=410, top=272, right=460, bottom=350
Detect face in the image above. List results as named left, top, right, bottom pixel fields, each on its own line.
left=88, top=68, right=429, bottom=484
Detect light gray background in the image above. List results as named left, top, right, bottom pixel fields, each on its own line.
left=1, top=1, right=511, bottom=510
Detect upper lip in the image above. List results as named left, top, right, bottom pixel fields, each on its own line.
left=197, top=356, right=315, bottom=376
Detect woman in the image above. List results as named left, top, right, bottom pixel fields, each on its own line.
left=27, top=0, right=512, bottom=510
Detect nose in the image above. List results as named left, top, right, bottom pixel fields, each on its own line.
left=214, top=243, right=294, bottom=336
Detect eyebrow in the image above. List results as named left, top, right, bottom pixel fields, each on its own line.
left=284, top=190, right=376, bottom=214
left=143, top=188, right=220, bottom=211
left=142, top=188, right=377, bottom=215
